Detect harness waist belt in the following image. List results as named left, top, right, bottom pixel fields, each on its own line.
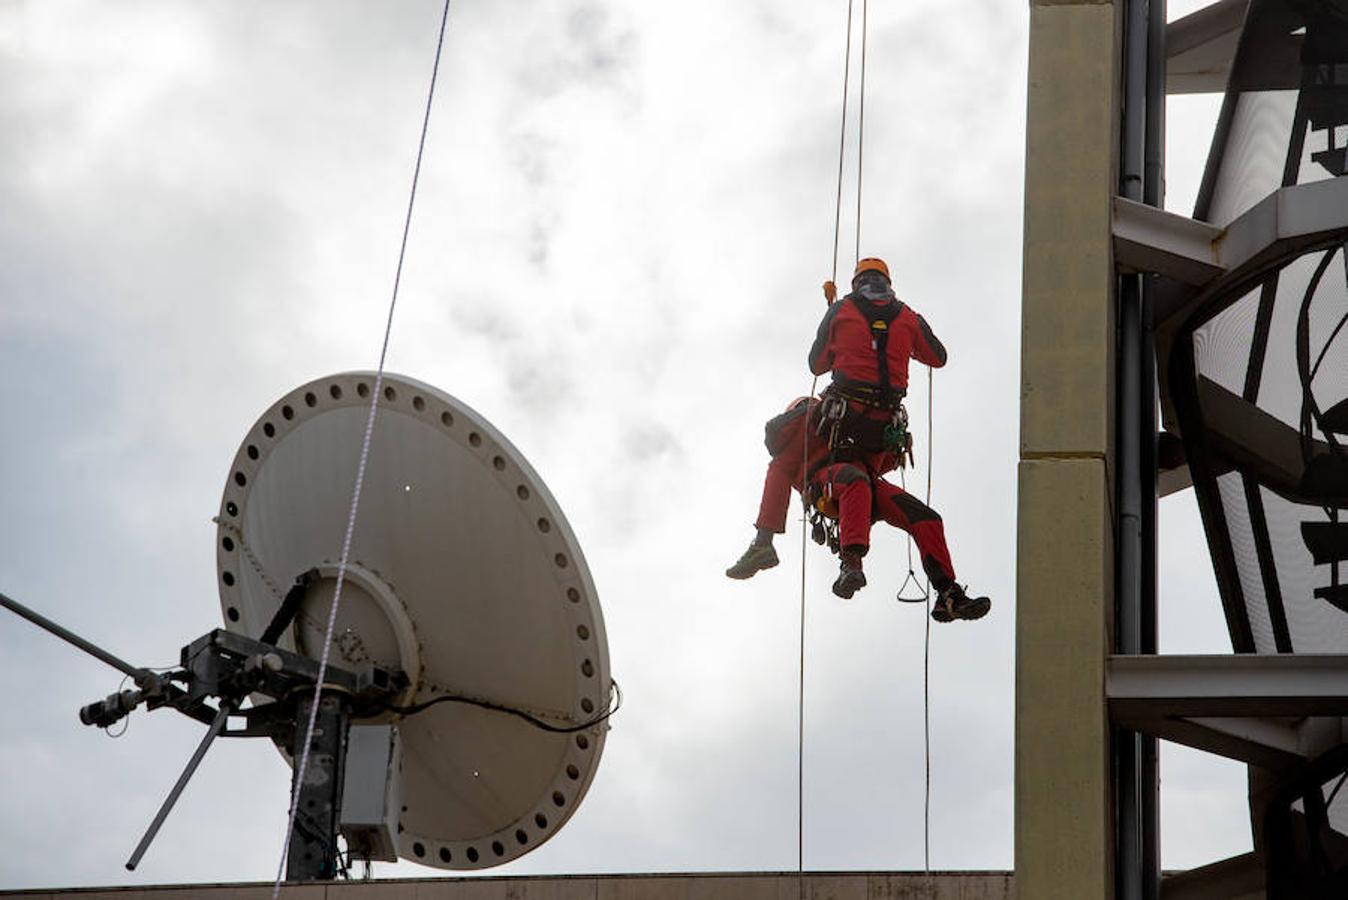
left=827, top=376, right=905, bottom=410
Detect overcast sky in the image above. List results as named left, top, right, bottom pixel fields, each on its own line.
left=1, top=0, right=1248, bottom=890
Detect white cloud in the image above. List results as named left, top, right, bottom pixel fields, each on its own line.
left=0, top=0, right=1252, bottom=890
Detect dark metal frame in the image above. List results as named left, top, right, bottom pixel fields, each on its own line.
left=1164, top=3, right=1348, bottom=898
left=1117, top=2, right=1166, bottom=897
left=0, top=576, right=402, bottom=881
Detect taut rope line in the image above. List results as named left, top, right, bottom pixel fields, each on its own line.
left=854, top=0, right=869, bottom=262
left=922, top=367, right=934, bottom=875
left=271, top=0, right=452, bottom=892
left=800, top=1, right=859, bottom=895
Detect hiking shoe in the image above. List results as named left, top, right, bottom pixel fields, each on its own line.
left=932, top=583, right=991, bottom=622
left=726, top=542, right=779, bottom=580
left=832, top=551, right=867, bottom=599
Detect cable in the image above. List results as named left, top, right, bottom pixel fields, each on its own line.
left=830, top=0, right=856, bottom=286
left=104, top=674, right=133, bottom=739
left=826, top=0, right=934, bottom=869
left=892, top=369, right=936, bottom=874
left=1307, top=245, right=1348, bottom=383
left=854, top=0, right=869, bottom=263
left=799, top=4, right=862, bottom=895
left=1327, top=769, right=1348, bottom=808
left=797, top=379, right=814, bottom=900
left=894, top=376, right=937, bottom=875
left=922, top=365, right=933, bottom=875
left=381, top=679, right=622, bottom=734
left=271, top=1, right=452, bottom=893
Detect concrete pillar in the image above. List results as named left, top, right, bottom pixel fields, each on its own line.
left=1017, top=1, right=1121, bottom=899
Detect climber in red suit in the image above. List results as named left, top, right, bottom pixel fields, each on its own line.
left=726, top=258, right=990, bottom=622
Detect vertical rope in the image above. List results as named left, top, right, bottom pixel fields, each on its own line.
left=923, top=366, right=934, bottom=875
left=271, top=0, right=451, bottom=893
left=830, top=0, right=856, bottom=286
left=801, top=4, right=861, bottom=895
left=854, top=0, right=869, bottom=263
left=802, top=3, right=862, bottom=894
left=797, top=380, right=815, bottom=900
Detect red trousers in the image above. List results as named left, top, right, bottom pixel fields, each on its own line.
left=754, top=400, right=829, bottom=535
left=809, top=462, right=956, bottom=590
left=753, top=403, right=957, bottom=590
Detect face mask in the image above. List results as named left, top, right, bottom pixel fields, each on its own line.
left=853, top=275, right=894, bottom=301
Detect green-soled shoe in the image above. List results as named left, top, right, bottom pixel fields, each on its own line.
left=726, top=542, right=779, bottom=580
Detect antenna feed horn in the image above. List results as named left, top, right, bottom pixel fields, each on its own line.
left=79, top=688, right=142, bottom=728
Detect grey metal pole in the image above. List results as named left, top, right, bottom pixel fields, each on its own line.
left=1117, top=0, right=1152, bottom=897
left=285, top=693, right=350, bottom=880
left=0, top=591, right=149, bottom=683
left=1140, top=1, right=1166, bottom=897
left=125, top=700, right=236, bottom=870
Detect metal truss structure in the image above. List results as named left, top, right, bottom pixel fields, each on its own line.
left=1112, top=0, right=1348, bottom=896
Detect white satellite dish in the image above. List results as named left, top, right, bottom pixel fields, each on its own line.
left=214, top=371, right=612, bottom=870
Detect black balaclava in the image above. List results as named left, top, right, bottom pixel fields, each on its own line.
left=852, top=270, right=895, bottom=303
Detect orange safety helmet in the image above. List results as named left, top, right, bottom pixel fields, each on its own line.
left=853, top=257, right=890, bottom=282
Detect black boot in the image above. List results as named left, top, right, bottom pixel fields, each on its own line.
left=832, top=549, right=867, bottom=599
left=931, top=583, right=990, bottom=622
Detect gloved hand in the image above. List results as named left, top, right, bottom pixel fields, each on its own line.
left=822, top=280, right=837, bottom=304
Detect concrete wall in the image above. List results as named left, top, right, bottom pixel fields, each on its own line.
left=1017, top=0, right=1120, bottom=899
left=0, top=872, right=1014, bottom=900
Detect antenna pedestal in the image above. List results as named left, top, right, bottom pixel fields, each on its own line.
left=286, top=692, right=351, bottom=881
left=5, top=371, right=613, bottom=877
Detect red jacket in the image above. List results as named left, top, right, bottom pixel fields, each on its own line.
left=808, top=293, right=947, bottom=393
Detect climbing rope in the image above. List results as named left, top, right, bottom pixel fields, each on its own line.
left=806, top=0, right=940, bottom=879
left=854, top=0, right=869, bottom=264
left=922, top=368, right=934, bottom=875
left=799, top=2, right=862, bottom=894
left=895, top=367, right=936, bottom=874
left=829, top=0, right=856, bottom=285
left=796, top=388, right=811, bottom=900
left=270, top=0, right=452, bottom=893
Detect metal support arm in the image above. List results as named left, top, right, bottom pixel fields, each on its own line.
left=1108, top=654, right=1348, bottom=768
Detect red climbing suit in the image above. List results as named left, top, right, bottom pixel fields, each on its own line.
left=808, top=290, right=947, bottom=390
left=802, top=289, right=954, bottom=584
left=754, top=395, right=958, bottom=591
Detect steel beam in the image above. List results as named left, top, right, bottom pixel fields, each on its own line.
left=1127, top=714, right=1304, bottom=769
left=1165, top=0, right=1246, bottom=95
left=1109, top=655, right=1348, bottom=770
left=1114, top=196, right=1224, bottom=285
left=1157, top=462, right=1193, bottom=497
left=1108, top=654, right=1348, bottom=719
left=1116, top=176, right=1348, bottom=312
left=1217, top=175, right=1348, bottom=281
left=1160, top=851, right=1264, bottom=900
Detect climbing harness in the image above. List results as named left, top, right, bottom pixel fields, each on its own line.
left=858, top=295, right=900, bottom=406
left=812, top=288, right=918, bottom=471
left=802, top=289, right=920, bottom=556
left=816, top=392, right=912, bottom=461
left=270, top=1, right=452, bottom=896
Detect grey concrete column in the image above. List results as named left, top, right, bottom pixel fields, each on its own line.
left=1017, top=0, right=1121, bottom=898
